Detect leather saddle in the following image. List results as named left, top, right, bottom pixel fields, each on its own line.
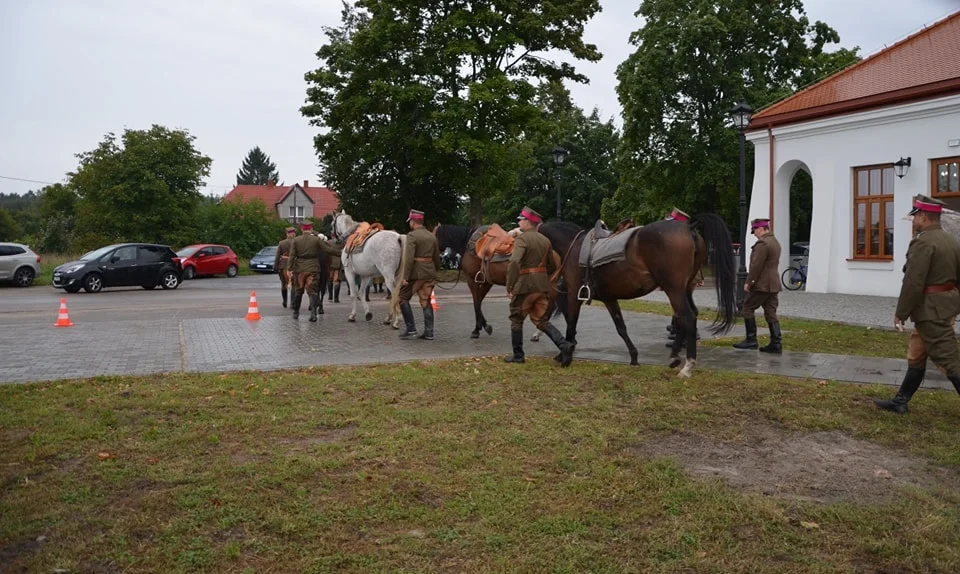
left=469, top=223, right=517, bottom=283
left=345, top=222, right=384, bottom=254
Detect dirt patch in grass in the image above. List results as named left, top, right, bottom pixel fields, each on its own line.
left=632, top=423, right=960, bottom=504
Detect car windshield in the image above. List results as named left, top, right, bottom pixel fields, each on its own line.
left=79, top=246, right=117, bottom=261
left=177, top=247, right=200, bottom=257
left=258, top=246, right=277, bottom=256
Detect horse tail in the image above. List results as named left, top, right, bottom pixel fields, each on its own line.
left=389, top=234, right=407, bottom=311
left=693, top=213, right=736, bottom=335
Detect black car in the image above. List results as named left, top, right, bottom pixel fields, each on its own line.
left=249, top=245, right=278, bottom=273
left=52, top=243, right=183, bottom=293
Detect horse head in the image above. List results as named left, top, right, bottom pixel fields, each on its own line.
left=332, top=210, right=359, bottom=243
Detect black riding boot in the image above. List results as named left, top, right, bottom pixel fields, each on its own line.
left=733, top=318, right=758, bottom=349
left=418, top=307, right=435, bottom=340
left=504, top=328, right=525, bottom=363
left=667, top=316, right=677, bottom=337
left=291, top=291, right=303, bottom=320
left=309, top=294, right=319, bottom=322
left=950, top=374, right=960, bottom=395
left=327, top=281, right=334, bottom=302
left=544, top=325, right=574, bottom=367
left=398, top=302, right=417, bottom=339
left=281, top=287, right=288, bottom=308
left=334, top=283, right=341, bottom=303
left=874, top=367, right=925, bottom=414
left=759, top=320, right=782, bottom=354
left=316, top=293, right=324, bottom=315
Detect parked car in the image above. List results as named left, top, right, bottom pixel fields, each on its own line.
left=52, top=243, right=182, bottom=293
left=249, top=245, right=278, bottom=273
left=0, top=242, right=41, bottom=287
left=176, top=244, right=239, bottom=279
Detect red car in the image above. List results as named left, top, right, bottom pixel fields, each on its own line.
left=176, top=244, right=239, bottom=279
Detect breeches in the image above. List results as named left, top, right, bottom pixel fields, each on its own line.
left=279, top=268, right=291, bottom=289
left=509, top=292, right=552, bottom=331
left=295, top=272, right=320, bottom=296
left=908, top=319, right=960, bottom=375
left=329, top=268, right=341, bottom=283
left=742, top=291, right=779, bottom=322
left=399, top=279, right=435, bottom=308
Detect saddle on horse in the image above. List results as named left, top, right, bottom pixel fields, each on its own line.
left=345, top=222, right=384, bottom=254
left=576, top=219, right=643, bottom=302
left=470, top=224, right=515, bottom=283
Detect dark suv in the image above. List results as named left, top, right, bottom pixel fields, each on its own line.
left=52, top=243, right=183, bottom=293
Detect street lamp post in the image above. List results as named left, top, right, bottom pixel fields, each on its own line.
left=552, top=145, right=569, bottom=220
left=730, top=101, right=753, bottom=313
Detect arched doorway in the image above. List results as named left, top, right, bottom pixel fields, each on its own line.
left=774, top=160, right=812, bottom=279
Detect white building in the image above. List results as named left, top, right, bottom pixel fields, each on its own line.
left=745, top=10, right=960, bottom=297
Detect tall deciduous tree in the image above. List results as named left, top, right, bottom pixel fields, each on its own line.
left=609, top=0, right=860, bottom=227
left=236, top=146, right=281, bottom=185
left=68, top=125, right=212, bottom=250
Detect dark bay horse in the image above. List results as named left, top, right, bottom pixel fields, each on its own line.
left=539, top=214, right=736, bottom=377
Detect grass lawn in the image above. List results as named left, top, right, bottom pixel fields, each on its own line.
left=619, top=300, right=911, bottom=360
left=2, top=360, right=959, bottom=573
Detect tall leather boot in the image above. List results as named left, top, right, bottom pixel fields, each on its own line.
left=874, top=367, right=925, bottom=414
left=398, top=302, right=417, bottom=339
left=327, top=281, right=334, bottom=302
left=544, top=325, right=574, bottom=367
left=334, top=283, right=341, bottom=303
left=949, top=374, right=960, bottom=395
left=504, top=328, right=525, bottom=363
left=759, top=320, right=782, bottom=354
left=733, top=318, right=758, bottom=349
left=309, top=294, right=319, bottom=322
left=281, top=287, right=288, bottom=308
left=291, top=291, right=303, bottom=320
left=316, top=293, right=324, bottom=315
left=418, top=307, right=434, bottom=340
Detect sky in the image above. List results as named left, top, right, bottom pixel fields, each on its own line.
left=1, top=0, right=957, bottom=197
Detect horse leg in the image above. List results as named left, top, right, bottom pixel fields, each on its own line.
left=555, top=295, right=583, bottom=363
left=602, top=300, right=639, bottom=366
left=477, top=283, right=494, bottom=335
left=677, top=303, right=698, bottom=378
left=468, top=281, right=483, bottom=338
left=383, top=274, right=401, bottom=329
left=359, top=276, right=373, bottom=321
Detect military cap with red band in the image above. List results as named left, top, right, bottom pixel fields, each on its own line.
left=517, top=206, right=543, bottom=224
left=750, top=218, right=771, bottom=230
left=664, top=208, right=690, bottom=222
left=908, top=195, right=944, bottom=215
left=407, top=209, right=425, bottom=222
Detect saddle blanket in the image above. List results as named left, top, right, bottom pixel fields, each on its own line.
left=469, top=224, right=514, bottom=262
left=346, top=222, right=384, bottom=254
left=579, top=226, right=643, bottom=268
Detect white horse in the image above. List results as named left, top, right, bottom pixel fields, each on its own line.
left=332, top=210, right=404, bottom=328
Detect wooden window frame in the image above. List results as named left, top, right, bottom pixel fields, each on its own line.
left=931, top=155, right=960, bottom=198
left=852, top=163, right=895, bottom=261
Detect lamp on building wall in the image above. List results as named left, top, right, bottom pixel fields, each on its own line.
left=552, top=145, right=569, bottom=220
left=730, top=101, right=753, bottom=312
left=893, top=156, right=912, bottom=179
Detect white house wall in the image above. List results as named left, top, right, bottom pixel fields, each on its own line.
left=746, top=94, right=960, bottom=297
left=276, top=186, right=314, bottom=222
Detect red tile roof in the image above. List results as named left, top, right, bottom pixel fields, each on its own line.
left=222, top=180, right=340, bottom=218
left=750, top=9, right=960, bottom=130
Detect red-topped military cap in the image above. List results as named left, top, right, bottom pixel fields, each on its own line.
left=517, top=206, right=543, bottom=224
left=285, top=226, right=296, bottom=233
left=407, top=209, right=425, bottom=222
left=300, top=222, right=313, bottom=231
left=665, top=208, right=690, bottom=222
left=750, top=218, right=771, bottom=230
left=908, top=194, right=945, bottom=216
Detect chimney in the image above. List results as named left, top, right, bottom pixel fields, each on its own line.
left=303, top=179, right=309, bottom=188
left=267, top=180, right=275, bottom=187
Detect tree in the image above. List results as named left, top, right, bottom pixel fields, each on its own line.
left=236, top=146, right=281, bottom=185
left=302, top=0, right=602, bottom=227
left=0, top=207, right=23, bottom=242
left=68, top=125, right=212, bottom=251
left=35, top=183, right=78, bottom=253
left=610, top=0, right=860, bottom=227
left=189, top=197, right=288, bottom=258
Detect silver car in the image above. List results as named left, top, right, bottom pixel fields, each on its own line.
left=0, top=242, right=41, bottom=287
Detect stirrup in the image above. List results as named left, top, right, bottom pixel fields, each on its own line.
left=577, top=284, right=592, bottom=302
left=474, top=270, right=486, bottom=284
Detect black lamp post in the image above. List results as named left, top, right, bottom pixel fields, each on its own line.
left=552, top=145, right=569, bottom=219
left=730, top=101, right=753, bottom=312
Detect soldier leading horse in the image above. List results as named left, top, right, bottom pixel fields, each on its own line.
left=539, top=214, right=737, bottom=378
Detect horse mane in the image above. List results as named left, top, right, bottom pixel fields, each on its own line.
left=538, top=221, right=583, bottom=260
left=334, top=211, right=360, bottom=238
left=435, top=224, right=474, bottom=256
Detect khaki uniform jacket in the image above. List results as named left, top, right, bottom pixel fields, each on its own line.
left=895, top=225, right=960, bottom=322
left=401, top=227, right=441, bottom=281
left=747, top=233, right=782, bottom=293
left=289, top=234, right=342, bottom=273
left=506, top=229, right=556, bottom=295
left=275, top=237, right=292, bottom=271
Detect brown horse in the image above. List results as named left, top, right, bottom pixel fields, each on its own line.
left=539, top=214, right=737, bottom=377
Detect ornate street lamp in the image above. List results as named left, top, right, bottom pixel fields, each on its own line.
left=893, top=156, right=912, bottom=179
left=552, top=145, right=569, bottom=220
left=730, top=101, right=753, bottom=312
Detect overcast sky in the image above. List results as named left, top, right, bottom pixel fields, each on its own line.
left=1, top=0, right=957, bottom=197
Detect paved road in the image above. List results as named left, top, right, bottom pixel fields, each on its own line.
left=0, top=276, right=952, bottom=392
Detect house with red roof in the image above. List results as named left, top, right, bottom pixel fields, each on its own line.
left=745, top=9, right=960, bottom=296
left=222, top=180, right=340, bottom=225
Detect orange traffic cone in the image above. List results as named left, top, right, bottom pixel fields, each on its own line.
left=430, top=289, right=440, bottom=311
left=54, top=297, right=74, bottom=327
left=245, top=291, right=262, bottom=321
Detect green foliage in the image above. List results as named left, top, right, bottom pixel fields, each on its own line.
left=0, top=207, right=23, bottom=242
left=612, top=0, right=861, bottom=228
left=0, top=191, right=40, bottom=241
left=190, top=198, right=288, bottom=258
left=236, top=146, right=281, bottom=185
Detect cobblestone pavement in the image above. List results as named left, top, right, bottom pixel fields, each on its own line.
left=0, top=276, right=953, bottom=393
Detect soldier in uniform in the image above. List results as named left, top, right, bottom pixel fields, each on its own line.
left=505, top=206, right=574, bottom=366
left=398, top=209, right=442, bottom=340
left=732, top=218, right=783, bottom=353
left=288, top=222, right=342, bottom=322
left=875, top=195, right=960, bottom=414
left=275, top=227, right=296, bottom=308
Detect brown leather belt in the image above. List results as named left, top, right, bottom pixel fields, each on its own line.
left=414, top=256, right=432, bottom=262
left=520, top=266, right=547, bottom=275
left=923, top=283, right=957, bottom=294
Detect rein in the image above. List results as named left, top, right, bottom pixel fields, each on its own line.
left=551, top=229, right=586, bottom=295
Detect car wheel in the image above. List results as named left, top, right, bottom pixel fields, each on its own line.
left=142, top=285, right=157, bottom=290
left=160, top=271, right=180, bottom=290
left=226, top=264, right=238, bottom=278
left=82, top=273, right=103, bottom=293
left=14, top=267, right=35, bottom=287
left=183, top=266, right=196, bottom=280
left=64, top=285, right=81, bottom=294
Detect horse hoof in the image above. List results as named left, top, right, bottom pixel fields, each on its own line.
left=530, top=335, right=539, bottom=342
left=365, top=312, right=373, bottom=321
left=677, top=369, right=692, bottom=379
left=484, top=324, right=493, bottom=335
left=630, top=359, right=639, bottom=366
left=348, top=316, right=357, bottom=323
left=470, top=332, right=480, bottom=339
left=668, top=358, right=682, bottom=369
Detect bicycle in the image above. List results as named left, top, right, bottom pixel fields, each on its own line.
left=781, top=259, right=807, bottom=291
